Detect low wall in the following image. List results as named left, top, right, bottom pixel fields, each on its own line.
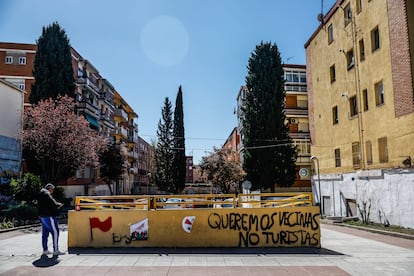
left=68, top=206, right=320, bottom=248
left=314, top=169, right=414, bottom=228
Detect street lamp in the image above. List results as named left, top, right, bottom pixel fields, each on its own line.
left=310, top=156, right=322, bottom=215
left=146, top=173, right=151, bottom=194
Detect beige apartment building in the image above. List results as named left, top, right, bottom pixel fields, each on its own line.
left=0, top=42, right=151, bottom=198
left=305, top=0, right=414, bottom=227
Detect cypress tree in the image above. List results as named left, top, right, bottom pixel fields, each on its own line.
left=242, top=42, right=297, bottom=190
left=30, top=22, right=75, bottom=104
left=172, top=86, right=186, bottom=193
left=154, top=97, right=174, bottom=193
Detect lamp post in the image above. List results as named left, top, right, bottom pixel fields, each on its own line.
left=310, top=156, right=322, bottom=215
left=146, top=172, right=151, bottom=194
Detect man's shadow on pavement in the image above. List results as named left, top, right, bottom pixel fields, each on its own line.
left=32, top=254, right=60, bottom=267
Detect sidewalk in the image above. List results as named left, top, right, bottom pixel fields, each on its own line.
left=0, top=223, right=413, bottom=275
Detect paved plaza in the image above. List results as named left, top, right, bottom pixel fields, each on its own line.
left=0, top=223, right=413, bottom=275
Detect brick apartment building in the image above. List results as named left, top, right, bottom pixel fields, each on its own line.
left=0, top=42, right=153, bottom=198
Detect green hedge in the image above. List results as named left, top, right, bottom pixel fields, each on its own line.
left=0, top=204, right=38, bottom=222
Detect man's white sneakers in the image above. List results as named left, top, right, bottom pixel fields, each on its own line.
left=53, top=250, right=65, bottom=256
left=42, top=250, right=52, bottom=255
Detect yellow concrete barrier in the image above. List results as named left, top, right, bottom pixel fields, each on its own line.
left=68, top=205, right=320, bottom=248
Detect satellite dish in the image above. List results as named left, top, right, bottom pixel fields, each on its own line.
left=317, top=13, right=324, bottom=22
left=242, top=180, right=252, bottom=190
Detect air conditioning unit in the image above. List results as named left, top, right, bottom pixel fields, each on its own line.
left=289, top=118, right=297, bottom=124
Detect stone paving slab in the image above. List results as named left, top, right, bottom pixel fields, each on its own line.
left=0, top=224, right=413, bottom=275
left=1, top=265, right=349, bottom=276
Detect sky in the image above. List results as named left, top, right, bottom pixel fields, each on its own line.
left=0, top=0, right=337, bottom=164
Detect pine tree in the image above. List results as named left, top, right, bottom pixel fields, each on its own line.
left=172, top=86, right=186, bottom=193
left=242, top=42, right=297, bottom=190
left=30, top=22, right=75, bottom=104
left=154, top=97, right=174, bottom=193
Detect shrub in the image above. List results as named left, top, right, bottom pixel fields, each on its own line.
left=1, top=204, right=38, bottom=222
left=10, top=173, right=43, bottom=206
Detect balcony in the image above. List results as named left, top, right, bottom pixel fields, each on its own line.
left=128, top=121, right=138, bottom=130
left=114, top=108, right=128, bottom=122
left=128, top=151, right=138, bottom=159
left=115, top=126, right=128, bottom=138
left=86, top=77, right=99, bottom=93
left=76, top=77, right=86, bottom=85
left=289, top=132, right=310, bottom=140
left=284, top=107, right=308, bottom=116
left=128, top=134, right=138, bottom=144
left=100, top=113, right=115, bottom=128
left=98, top=90, right=114, bottom=105
left=76, top=100, right=98, bottom=115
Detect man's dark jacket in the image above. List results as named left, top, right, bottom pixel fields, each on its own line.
left=38, top=188, right=60, bottom=217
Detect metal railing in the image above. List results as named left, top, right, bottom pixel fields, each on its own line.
left=74, top=192, right=314, bottom=211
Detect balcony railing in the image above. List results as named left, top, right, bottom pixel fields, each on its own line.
left=114, top=108, right=128, bottom=121
left=98, top=91, right=114, bottom=105
left=86, top=77, right=99, bottom=92
left=76, top=101, right=98, bottom=114
left=289, top=132, right=310, bottom=139
left=128, top=134, right=138, bottom=144
left=115, top=126, right=128, bottom=137
left=284, top=107, right=308, bottom=116
left=128, top=121, right=138, bottom=130
left=128, top=151, right=138, bottom=159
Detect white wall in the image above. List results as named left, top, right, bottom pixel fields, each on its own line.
left=0, top=80, right=24, bottom=173
left=313, top=169, right=414, bottom=228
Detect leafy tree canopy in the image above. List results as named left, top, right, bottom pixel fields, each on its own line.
left=23, top=95, right=108, bottom=184
left=200, top=147, right=243, bottom=194
left=10, top=173, right=43, bottom=206
left=99, top=142, right=126, bottom=195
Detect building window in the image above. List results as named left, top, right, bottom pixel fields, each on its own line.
left=349, top=95, right=358, bottom=117
left=371, top=26, right=380, bottom=52
left=332, top=106, right=338, bottom=124
left=359, top=39, right=365, bottom=61
left=344, top=3, right=352, bottom=26
left=363, top=89, right=368, bottom=111
left=330, top=64, right=336, bottom=83
left=375, top=80, right=384, bottom=105
left=299, top=72, right=306, bottom=83
left=366, top=140, right=372, bottom=165
left=352, top=142, right=361, bottom=169
left=335, top=148, right=341, bottom=167
left=78, top=68, right=84, bottom=78
left=328, top=24, right=334, bottom=44
left=356, top=0, right=362, bottom=14
left=19, top=57, right=26, bottom=64
left=347, top=48, right=354, bottom=70
left=378, top=137, right=388, bottom=163
left=18, top=83, right=25, bottom=90
left=5, top=56, right=13, bottom=64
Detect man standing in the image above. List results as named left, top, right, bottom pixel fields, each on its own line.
left=38, top=183, right=65, bottom=256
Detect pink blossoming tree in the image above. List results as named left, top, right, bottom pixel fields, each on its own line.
left=23, top=95, right=107, bottom=184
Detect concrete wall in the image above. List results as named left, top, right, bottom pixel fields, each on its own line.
left=68, top=206, right=321, bottom=248
left=314, top=169, right=414, bottom=228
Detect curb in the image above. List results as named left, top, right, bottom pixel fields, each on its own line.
left=322, top=221, right=414, bottom=240
left=0, top=223, right=40, bottom=233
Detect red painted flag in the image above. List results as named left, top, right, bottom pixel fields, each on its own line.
left=90, top=217, right=112, bottom=232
